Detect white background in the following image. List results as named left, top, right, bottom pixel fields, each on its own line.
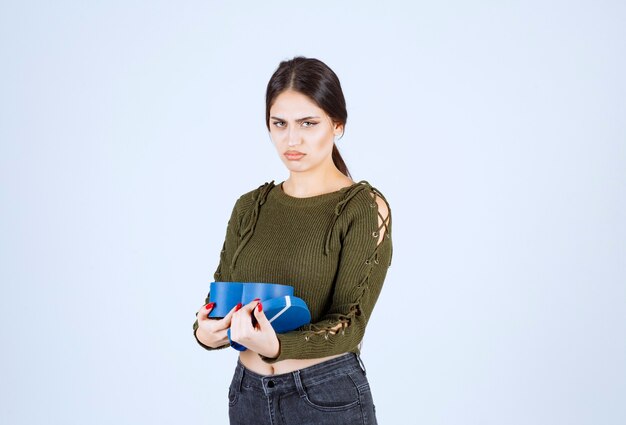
left=1, top=1, right=624, bottom=424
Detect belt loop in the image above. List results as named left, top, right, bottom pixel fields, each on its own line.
left=356, top=353, right=367, bottom=376
left=292, top=369, right=307, bottom=398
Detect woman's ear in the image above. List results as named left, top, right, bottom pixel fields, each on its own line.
left=333, top=123, right=344, bottom=140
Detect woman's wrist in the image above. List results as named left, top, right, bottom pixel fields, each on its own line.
left=265, top=335, right=281, bottom=359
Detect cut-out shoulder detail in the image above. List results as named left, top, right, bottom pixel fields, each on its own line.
left=369, top=191, right=390, bottom=246
left=327, top=321, right=344, bottom=335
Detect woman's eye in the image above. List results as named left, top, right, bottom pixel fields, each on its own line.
left=302, top=121, right=317, bottom=127
left=273, top=121, right=285, bottom=127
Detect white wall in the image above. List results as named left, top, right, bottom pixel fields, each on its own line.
left=1, top=1, right=624, bottom=424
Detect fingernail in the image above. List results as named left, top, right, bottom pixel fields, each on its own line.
left=257, top=302, right=262, bottom=312
left=206, top=302, right=215, bottom=309
left=235, top=302, right=242, bottom=311
left=253, top=298, right=260, bottom=301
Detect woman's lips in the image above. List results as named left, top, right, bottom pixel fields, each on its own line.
left=285, top=152, right=305, bottom=160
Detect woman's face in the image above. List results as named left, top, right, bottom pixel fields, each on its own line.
left=268, top=90, right=342, bottom=174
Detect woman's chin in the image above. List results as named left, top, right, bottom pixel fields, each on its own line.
left=282, top=161, right=308, bottom=171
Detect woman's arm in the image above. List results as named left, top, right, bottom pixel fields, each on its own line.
left=192, top=195, right=243, bottom=350
left=258, top=191, right=392, bottom=363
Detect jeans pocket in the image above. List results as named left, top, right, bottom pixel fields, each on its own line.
left=299, top=372, right=361, bottom=411
left=279, top=370, right=366, bottom=425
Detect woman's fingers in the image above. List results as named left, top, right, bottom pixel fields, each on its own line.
left=197, top=302, right=214, bottom=321
left=198, top=299, right=262, bottom=346
left=252, top=300, right=270, bottom=330
left=229, top=299, right=278, bottom=357
left=230, top=299, right=262, bottom=341
left=242, top=298, right=262, bottom=315
left=214, top=303, right=240, bottom=330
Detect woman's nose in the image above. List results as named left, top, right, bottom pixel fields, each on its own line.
left=287, top=131, right=301, bottom=146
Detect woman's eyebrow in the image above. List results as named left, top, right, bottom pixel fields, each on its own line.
left=270, top=116, right=320, bottom=123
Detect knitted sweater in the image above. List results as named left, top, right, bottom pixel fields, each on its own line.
left=192, top=179, right=393, bottom=364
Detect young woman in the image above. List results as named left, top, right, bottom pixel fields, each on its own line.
left=193, top=56, right=393, bottom=425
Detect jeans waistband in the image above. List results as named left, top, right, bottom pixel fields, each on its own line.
left=233, top=352, right=365, bottom=394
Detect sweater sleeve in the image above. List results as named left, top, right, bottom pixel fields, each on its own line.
left=192, top=195, right=242, bottom=351
left=258, top=190, right=393, bottom=364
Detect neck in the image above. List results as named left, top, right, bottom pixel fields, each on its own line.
left=283, top=168, right=351, bottom=198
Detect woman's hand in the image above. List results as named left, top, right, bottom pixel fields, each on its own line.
left=195, top=302, right=239, bottom=348
left=230, top=299, right=280, bottom=359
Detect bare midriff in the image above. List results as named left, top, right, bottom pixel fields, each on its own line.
left=239, top=348, right=348, bottom=376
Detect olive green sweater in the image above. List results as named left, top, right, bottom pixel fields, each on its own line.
left=193, top=179, right=393, bottom=364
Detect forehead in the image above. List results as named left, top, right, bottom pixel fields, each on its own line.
left=270, top=90, right=324, bottom=117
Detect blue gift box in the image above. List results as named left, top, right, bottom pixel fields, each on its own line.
left=207, top=282, right=294, bottom=318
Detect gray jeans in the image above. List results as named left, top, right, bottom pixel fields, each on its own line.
left=228, top=352, right=378, bottom=425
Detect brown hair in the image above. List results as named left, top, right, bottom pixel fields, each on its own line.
left=265, top=56, right=351, bottom=179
